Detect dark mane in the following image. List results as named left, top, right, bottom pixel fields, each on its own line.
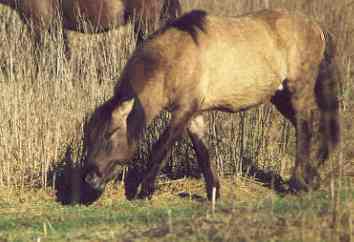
left=87, top=100, right=115, bottom=129
left=150, top=10, right=208, bottom=44
left=113, top=71, right=136, bottom=105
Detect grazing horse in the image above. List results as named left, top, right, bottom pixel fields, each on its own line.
left=0, top=0, right=182, bottom=56
left=84, top=9, right=340, bottom=200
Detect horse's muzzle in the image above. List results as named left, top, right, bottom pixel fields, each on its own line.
left=85, top=172, right=106, bottom=192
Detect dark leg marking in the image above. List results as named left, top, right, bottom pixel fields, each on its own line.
left=187, top=115, right=220, bottom=200
left=138, top=109, right=193, bottom=199
left=124, top=166, right=145, bottom=200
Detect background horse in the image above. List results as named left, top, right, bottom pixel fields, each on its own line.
left=84, top=9, right=340, bottom=200
left=0, top=0, right=182, bottom=57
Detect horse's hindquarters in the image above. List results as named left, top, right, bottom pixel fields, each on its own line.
left=200, top=19, right=288, bottom=112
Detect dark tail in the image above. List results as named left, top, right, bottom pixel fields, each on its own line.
left=315, top=31, right=341, bottom=163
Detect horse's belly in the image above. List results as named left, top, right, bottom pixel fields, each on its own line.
left=20, top=0, right=59, bottom=27
left=205, top=78, right=279, bottom=112
left=64, top=0, right=125, bottom=30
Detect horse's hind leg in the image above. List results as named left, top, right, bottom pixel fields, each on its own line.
left=187, top=115, right=220, bottom=200
left=138, top=108, right=194, bottom=199
left=291, top=77, right=322, bottom=192
left=272, top=78, right=320, bottom=192
left=291, top=107, right=319, bottom=192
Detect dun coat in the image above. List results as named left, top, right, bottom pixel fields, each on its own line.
left=84, top=9, right=340, bottom=200
left=0, top=0, right=182, bottom=56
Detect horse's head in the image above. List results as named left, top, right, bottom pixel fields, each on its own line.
left=84, top=99, right=135, bottom=192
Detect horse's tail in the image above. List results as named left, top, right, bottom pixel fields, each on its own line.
left=315, top=30, right=341, bottom=163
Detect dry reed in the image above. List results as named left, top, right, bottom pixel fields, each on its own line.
left=0, top=0, right=353, bottom=193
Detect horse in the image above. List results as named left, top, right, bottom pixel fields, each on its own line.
left=0, top=0, right=182, bottom=57
left=83, top=9, right=340, bottom=201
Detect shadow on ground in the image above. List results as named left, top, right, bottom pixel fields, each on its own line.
left=240, top=157, right=290, bottom=194
left=47, top=145, right=294, bottom=206
left=177, top=192, right=206, bottom=202
left=47, top=145, right=103, bottom=205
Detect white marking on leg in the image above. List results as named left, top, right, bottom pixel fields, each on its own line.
left=212, top=187, right=216, bottom=214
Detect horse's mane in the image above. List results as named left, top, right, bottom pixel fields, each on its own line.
left=149, top=9, right=208, bottom=44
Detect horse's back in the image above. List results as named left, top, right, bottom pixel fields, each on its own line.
left=174, top=9, right=325, bottom=112
left=122, top=9, right=326, bottom=114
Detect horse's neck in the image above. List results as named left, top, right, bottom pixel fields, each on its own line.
left=114, top=76, right=164, bottom=149
left=126, top=99, right=149, bottom=146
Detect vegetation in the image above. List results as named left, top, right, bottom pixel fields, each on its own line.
left=0, top=0, right=353, bottom=241
left=0, top=178, right=353, bottom=241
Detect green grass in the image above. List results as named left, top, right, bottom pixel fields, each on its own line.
left=0, top=179, right=352, bottom=242
left=0, top=194, right=201, bottom=241
left=0, top=0, right=353, bottom=241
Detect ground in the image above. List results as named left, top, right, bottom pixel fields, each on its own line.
left=0, top=177, right=353, bottom=242
left=0, top=1, right=353, bottom=241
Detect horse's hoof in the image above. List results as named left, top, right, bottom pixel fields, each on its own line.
left=137, top=192, right=153, bottom=200
left=124, top=183, right=139, bottom=200
left=125, top=191, right=137, bottom=200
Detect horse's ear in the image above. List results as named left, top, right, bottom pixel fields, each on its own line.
left=112, top=99, right=134, bottom=123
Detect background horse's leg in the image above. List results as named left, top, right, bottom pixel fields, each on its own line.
left=134, top=23, right=145, bottom=46
left=160, top=0, right=182, bottom=22
left=138, top=108, right=194, bottom=199
left=32, top=31, right=43, bottom=55
left=187, top=115, right=220, bottom=200
left=63, top=31, right=71, bottom=59
left=27, top=28, right=44, bottom=74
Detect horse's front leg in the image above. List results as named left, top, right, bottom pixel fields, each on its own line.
left=124, top=165, right=145, bottom=200
left=187, top=115, right=220, bottom=200
left=138, top=110, right=192, bottom=199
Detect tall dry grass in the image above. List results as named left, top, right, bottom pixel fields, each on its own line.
left=0, top=0, right=353, bottom=191
left=0, top=7, right=136, bottom=189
